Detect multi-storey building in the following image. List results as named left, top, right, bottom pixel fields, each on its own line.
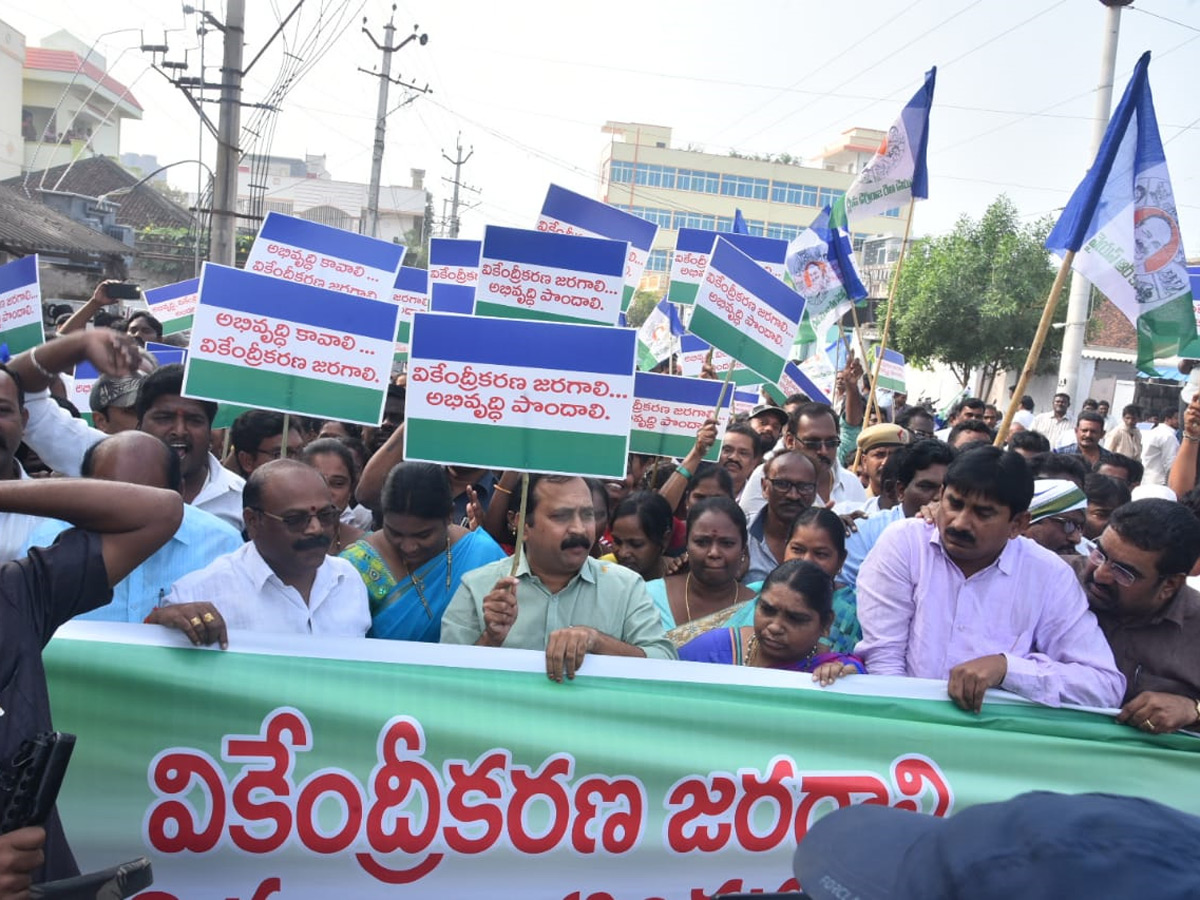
left=599, top=121, right=909, bottom=294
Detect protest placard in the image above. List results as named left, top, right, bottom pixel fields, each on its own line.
left=244, top=212, right=405, bottom=300
left=475, top=226, right=627, bottom=326
left=669, top=229, right=788, bottom=306
left=799, top=350, right=838, bottom=402
left=765, top=359, right=833, bottom=406
left=678, top=333, right=732, bottom=377
left=405, top=311, right=635, bottom=478
left=391, top=266, right=429, bottom=362
left=183, top=263, right=399, bottom=426
left=429, top=238, right=481, bottom=314
left=688, top=237, right=805, bottom=383
left=630, top=373, right=733, bottom=460
left=0, top=255, right=43, bottom=354
left=143, top=278, right=199, bottom=335
left=730, top=385, right=761, bottom=414
left=72, top=342, right=188, bottom=426
left=538, top=183, right=658, bottom=310
left=868, top=345, right=907, bottom=393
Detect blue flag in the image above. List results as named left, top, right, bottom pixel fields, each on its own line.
left=785, top=206, right=867, bottom=323
left=732, top=209, right=750, bottom=235
left=637, top=299, right=686, bottom=370
left=1045, top=51, right=1195, bottom=370
left=832, top=66, right=936, bottom=228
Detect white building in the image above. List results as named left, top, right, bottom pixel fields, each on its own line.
left=236, top=154, right=426, bottom=245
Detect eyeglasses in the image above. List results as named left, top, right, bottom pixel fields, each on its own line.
left=798, top=438, right=840, bottom=450
left=766, top=477, right=817, bottom=497
left=252, top=505, right=340, bottom=533
left=1087, top=544, right=1139, bottom=587
left=909, top=429, right=935, bottom=440
left=1043, top=516, right=1081, bottom=537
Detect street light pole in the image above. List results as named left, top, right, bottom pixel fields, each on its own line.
left=1056, top=0, right=1132, bottom=405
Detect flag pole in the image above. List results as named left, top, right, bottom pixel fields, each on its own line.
left=712, top=358, right=737, bottom=420
left=862, top=201, right=917, bottom=431
left=993, top=251, right=1075, bottom=447
left=280, top=414, right=290, bottom=459
left=508, top=473, right=531, bottom=578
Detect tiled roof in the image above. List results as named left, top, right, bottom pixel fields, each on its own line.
left=2, top=157, right=194, bottom=230
left=23, top=47, right=142, bottom=112
left=1086, top=296, right=1137, bottom=352
left=0, top=183, right=131, bottom=258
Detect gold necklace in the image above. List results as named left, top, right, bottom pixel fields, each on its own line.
left=745, top=632, right=818, bottom=669
left=403, top=535, right=453, bottom=620
left=683, top=572, right=739, bottom=623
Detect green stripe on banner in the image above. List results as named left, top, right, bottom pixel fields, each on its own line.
left=630, top=429, right=719, bottom=461
left=0, top=321, right=44, bottom=355
left=409, top=419, right=627, bottom=476
left=187, top=359, right=382, bottom=422
left=622, top=284, right=634, bottom=311
left=396, top=320, right=411, bottom=343
left=1138, top=293, right=1198, bottom=374
left=475, top=300, right=599, bottom=327
left=637, top=342, right=659, bottom=372
left=160, top=315, right=193, bottom=336
left=668, top=281, right=699, bottom=306
left=690, top=306, right=786, bottom=382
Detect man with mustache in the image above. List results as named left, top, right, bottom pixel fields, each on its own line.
left=441, top=474, right=676, bottom=681
left=1077, top=498, right=1200, bottom=734
left=718, top=423, right=761, bottom=500
left=147, top=459, right=369, bottom=643
left=743, top=450, right=818, bottom=585
left=741, top=401, right=867, bottom=518
left=856, top=446, right=1124, bottom=712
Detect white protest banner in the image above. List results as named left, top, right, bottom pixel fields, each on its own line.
left=245, top=212, right=405, bottom=300
left=429, top=238, right=480, bottom=314
left=405, top=312, right=636, bottom=478
left=799, top=351, right=838, bottom=403
left=630, top=373, right=733, bottom=461
left=868, top=346, right=907, bottom=393
left=183, top=264, right=399, bottom=426
left=669, top=229, right=789, bottom=306
left=538, top=183, right=658, bottom=310
left=0, top=255, right=43, bottom=354
left=143, top=278, right=199, bottom=335
left=392, top=266, right=429, bottom=362
left=476, top=226, right=627, bottom=326
left=689, top=237, right=806, bottom=383
left=679, top=333, right=732, bottom=377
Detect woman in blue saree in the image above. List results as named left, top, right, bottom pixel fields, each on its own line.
left=341, top=462, right=505, bottom=641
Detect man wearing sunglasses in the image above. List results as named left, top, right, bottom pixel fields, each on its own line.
left=1079, top=498, right=1200, bottom=734
left=1024, top=479, right=1088, bottom=557
left=148, top=459, right=370, bottom=645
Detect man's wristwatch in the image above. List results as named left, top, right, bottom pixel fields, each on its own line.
left=1193, top=698, right=1200, bottom=726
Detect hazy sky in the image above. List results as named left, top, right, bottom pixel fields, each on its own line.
left=7, top=0, right=1200, bottom=250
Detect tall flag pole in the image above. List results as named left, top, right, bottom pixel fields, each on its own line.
left=828, top=66, right=935, bottom=445
left=1044, top=51, right=1195, bottom=376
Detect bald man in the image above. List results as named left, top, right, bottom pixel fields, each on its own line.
left=149, top=460, right=369, bottom=645
left=22, top=431, right=243, bottom=623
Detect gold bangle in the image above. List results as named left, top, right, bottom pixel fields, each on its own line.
left=493, top=484, right=513, bottom=496
left=28, top=345, right=52, bottom=379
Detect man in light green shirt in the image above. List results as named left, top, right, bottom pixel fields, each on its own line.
left=441, top=474, right=677, bottom=680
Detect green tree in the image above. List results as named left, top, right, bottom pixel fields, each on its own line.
left=890, top=195, right=1068, bottom=391
left=624, top=289, right=661, bottom=329
left=401, top=224, right=428, bottom=269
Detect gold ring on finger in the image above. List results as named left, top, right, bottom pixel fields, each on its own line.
left=202, top=612, right=216, bottom=623
left=189, top=616, right=203, bottom=627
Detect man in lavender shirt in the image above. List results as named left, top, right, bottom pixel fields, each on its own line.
left=856, top=446, right=1125, bottom=713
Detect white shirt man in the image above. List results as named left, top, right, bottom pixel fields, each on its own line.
left=1141, top=412, right=1181, bottom=486
left=149, top=461, right=368, bottom=643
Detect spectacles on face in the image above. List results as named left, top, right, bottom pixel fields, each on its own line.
left=1088, top=543, right=1138, bottom=587
left=798, top=437, right=840, bottom=451
left=1043, top=516, right=1081, bottom=537
left=909, top=429, right=934, bottom=440
left=766, top=477, right=817, bottom=497
left=252, top=505, right=340, bottom=533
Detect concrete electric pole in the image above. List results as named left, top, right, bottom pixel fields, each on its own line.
left=210, top=0, right=245, bottom=268
left=442, top=134, right=474, bottom=239
left=360, top=7, right=429, bottom=239
left=1056, top=0, right=1133, bottom=403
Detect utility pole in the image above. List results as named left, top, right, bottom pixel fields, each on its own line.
left=442, top=134, right=474, bottom=239
left=210, top=0, right=245, bottom=268
left=360, top=7, right=430, bottom=238
left=1056, top=0, right=1132, bottom=404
